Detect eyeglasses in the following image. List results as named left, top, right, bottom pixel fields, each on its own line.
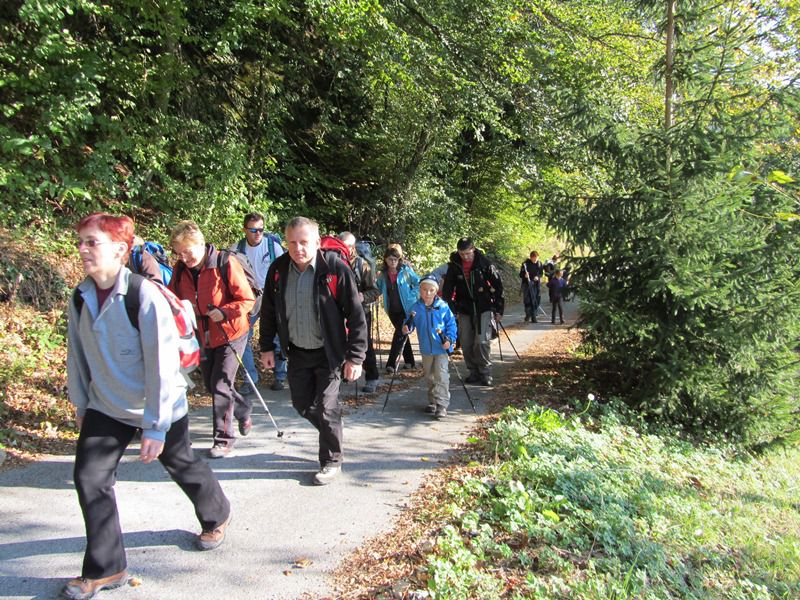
left=172, top=248, right=195, bottom=259
left=246, top=228, right=264, bottom=234
left=75, top=239, right=115, bottom=249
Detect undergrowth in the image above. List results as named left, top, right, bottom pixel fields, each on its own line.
left=420, top=401, right=800, bottom=599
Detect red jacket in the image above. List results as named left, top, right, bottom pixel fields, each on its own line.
left=169, top=244, right=254, bottom=349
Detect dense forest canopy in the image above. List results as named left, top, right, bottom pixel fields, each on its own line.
left=1, top=0, right=798, bottom=447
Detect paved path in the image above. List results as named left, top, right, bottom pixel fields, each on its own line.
left=0, top=301, right=577, bottom=600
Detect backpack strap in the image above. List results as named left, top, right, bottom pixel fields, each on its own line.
left=237, top=239, right=246, bottom=254
left=72, top=274, right=143, bottom=330
left=266, top=234, right=278, bottom=263
left=130, top=245, right=143, bottom=274
left=124, top=274, right=144, bottom=330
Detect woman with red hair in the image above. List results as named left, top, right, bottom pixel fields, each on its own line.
left=64, top=213, right=230, bottom=599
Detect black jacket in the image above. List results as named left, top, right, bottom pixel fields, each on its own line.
left=442, top=249, right=504, bottom=317
left=259, top=250, right=367, bottom=370
left=520, top=259, right=544, bottom=281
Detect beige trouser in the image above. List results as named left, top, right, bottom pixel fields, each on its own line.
left=422, top=354, right=450, bottom=408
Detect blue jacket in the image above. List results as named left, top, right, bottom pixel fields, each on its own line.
left=377, top=263, right=420, bottom=316
left=406, top=296, right=458, bottom=356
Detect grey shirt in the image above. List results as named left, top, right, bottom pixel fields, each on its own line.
left=286, top=256, right=324, bottom=349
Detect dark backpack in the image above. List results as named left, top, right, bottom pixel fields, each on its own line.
left=354, top=239, right=377, bottom=275
left=217, top=249, right=263, bottom=318
left=130, top=241, right=173, bottom=285
left=72, top=275, right=200, bottom=375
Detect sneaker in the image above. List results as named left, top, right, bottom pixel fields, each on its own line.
left=61, top=570, right=129, bottom=599
left=385, top=365, right=396, bottom=375
left=434, top=406, right=447, bottom=418
left=480, top=377, right=493, bottom=386
left=362, top=380, right=379, bottom=394
left=208, top=444, right=232, bottom=459
left=238, top=418, right=252, bottom=437
left=237, top=383, right=254, bottom=396
left=270, top=379, right=286, bottom=391
left=197, top=512, right=232, bottom=551
left=532, top=317, right=538, bottom=323
left=313, top=464, right=342, bottom=486
left=464, top=374, right=481, bottom=384
left=424, top=404, right=437, bottom=414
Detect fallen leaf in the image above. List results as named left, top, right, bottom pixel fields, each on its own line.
left=293, top=557, right=313, bottom=568
left=420, top=457, right=430, bottom=462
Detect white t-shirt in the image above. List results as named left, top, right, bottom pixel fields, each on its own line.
left=241, top=236, right=284, bottom=286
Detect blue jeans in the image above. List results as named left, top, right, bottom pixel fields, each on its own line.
left=242, top=314, right=287, bottom=384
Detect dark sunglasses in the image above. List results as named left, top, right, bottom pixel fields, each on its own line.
left=247, top=228, right=264, bottom=234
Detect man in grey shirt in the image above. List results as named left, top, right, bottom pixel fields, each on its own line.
left=259, top=217, right=367, bottom=485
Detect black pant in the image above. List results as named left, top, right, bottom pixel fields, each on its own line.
left=286, top=346, right=344, bottom=467
left=74, top=409, right=230, bottom=579
left=551, top=297, right=564, bottom=322
left=363, top=307, right=379, bottom=381
left=522, top=280, right=541, bottom=318
left=201, top=333, right=250, bottom=447
left=386, top=310, right=415, bottom=369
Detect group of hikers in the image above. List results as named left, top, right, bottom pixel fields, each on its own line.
left=64, top=210, right=524, bottom=599
left=519, top=250, right=571, bottom=325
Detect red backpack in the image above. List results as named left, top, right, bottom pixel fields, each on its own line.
left=319, top=235, right=353, bottom=298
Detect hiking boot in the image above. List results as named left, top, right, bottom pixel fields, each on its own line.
left=238, top=418, right=252, bottom=437
left=237, top=383, right=254, bottom=396
left=313, top=464, right=342, bottom=486
left=362, top=379, right=379, bottom=394
left=532, top=317, right=538, bottom=323
left=270, top=379, right=286, bottom=391
left=464, top=374, right=481, bottom=384
left=424, top=404, right=437, bottom=414
left=434, top=406, right=447, bottom=419
left=197, top=512, right=232, bottom=551
left=61, top=570, right=129, bottom=599
left=524, top=316, right=531, bottom=323
left=480, top=377, right=493, bottom=386
left=208, top=444, right=232, bottom=459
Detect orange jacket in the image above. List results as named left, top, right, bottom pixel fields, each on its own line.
left=169, top=244, right=255, bottom=349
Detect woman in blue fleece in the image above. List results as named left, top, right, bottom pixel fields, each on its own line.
left=64, top=213, right=230, bottom=600
left=402, top=275, right=458, bottom=418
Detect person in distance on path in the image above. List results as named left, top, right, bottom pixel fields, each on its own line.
left=259, top=217, right=367, bottom=485
left=64, top=213, right=231, bottom=600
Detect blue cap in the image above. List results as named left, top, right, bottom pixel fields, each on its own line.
left=420, top=274, right=439, bottom=289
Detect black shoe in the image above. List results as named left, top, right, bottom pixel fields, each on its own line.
left=238, top=418, right=252, bottom=437
left=424, top=404, right=437, bottom=414
left=551, top=320, right=556, bottom=324
left=523, top=316, right=530, bottom=323
left=270, top=379, right=286, bottom=391
left=480, top=377, right=493, bottom=386
left=532, top=317, right=537, bottom=323
left=465, top=374, right=481, bottom=384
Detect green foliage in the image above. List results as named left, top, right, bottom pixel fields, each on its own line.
left=422, top=403, right=800, bottom=599
left=538, top=1, right=800, bottom=448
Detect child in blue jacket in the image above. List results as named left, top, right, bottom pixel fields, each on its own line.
left=402, top=275, right=458, bottom=418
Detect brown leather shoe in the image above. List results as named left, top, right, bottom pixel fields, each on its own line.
left=197, top=512, right=232, bottom=550
left=61, top=570, right=129, bottom=599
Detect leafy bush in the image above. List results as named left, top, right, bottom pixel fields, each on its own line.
left=422, top=403, right=800, bottom=599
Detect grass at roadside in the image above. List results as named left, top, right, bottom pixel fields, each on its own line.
left=334, top=330, right=800, bottom=599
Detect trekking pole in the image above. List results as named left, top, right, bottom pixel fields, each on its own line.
left=497, top=320, right=521, bottom=359
left=437, top=329, right=476, bottom=413
left=495, top=317, right=505, bottom=362
left=208, top=305, right=284, bottom=437
left=381, top=311, right=415, bottom=413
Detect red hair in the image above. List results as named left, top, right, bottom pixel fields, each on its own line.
left=76, top=213, right=135, bottom=250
